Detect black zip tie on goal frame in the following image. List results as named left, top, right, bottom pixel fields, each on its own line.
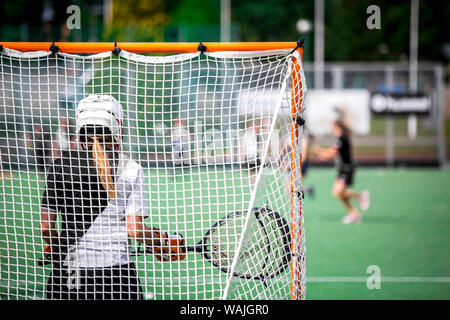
left=294, top=116, right=305, bottom=126
left=198, top=42, right=207, bottom=54
left=290, top=38, right=305, bottom=55
left=49, top=42, right=59, bottom=55
left=112, top=41, right=121, bottom=56
left=292, top=190, right=304, bottom=200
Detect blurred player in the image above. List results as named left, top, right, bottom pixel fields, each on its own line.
left=51, top=118, right=70, bottom=161
left=240, top=119, right=261, bottom=185
left=0, top=149, right=11, bottom=179
left=240, top=120, right=260, bottom=164
left=30, top=124, right=52, bottom=171
left=300, top=126, right=315, bottom=198
left=311, top=119, right=370, bottom=224
left=279, top=123, right=314, bottom=199
left=56, top=118, right=71, bottom=151
left=171, top=117, right=192, bottom=166
left=259, top=117, right=272, bottom=165
left=40, top=95, right=185, bottom=300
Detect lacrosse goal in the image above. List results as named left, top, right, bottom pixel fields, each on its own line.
left=0, top=42, right=306, bottom=300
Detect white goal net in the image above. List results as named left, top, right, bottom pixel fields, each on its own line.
left=0, top=45, right=306, bottom=300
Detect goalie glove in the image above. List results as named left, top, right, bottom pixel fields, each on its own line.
left=43, top=243, right=61, bottom=262
left=149, top=232, right=186, bottom=262
left=44, top=244, right=52, bottom=254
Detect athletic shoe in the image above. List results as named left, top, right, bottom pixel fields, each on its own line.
left=341, top=212, right=362, bottom=224
left=359, top=191, right=370, bottom=211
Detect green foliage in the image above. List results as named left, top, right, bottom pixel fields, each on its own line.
left=232, top=0, right=314, bottom=42
left=102, top=0, right=169, bottom=42
left=170, top=0, right=220, bottom=25
left=232, top=0, right=449, bottom=64
left=0, top=0, right=448, bottom=64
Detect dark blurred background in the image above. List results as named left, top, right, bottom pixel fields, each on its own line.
left=1, top=0, right=448, bottom=64
left=1, top=0, right=449, bottom=167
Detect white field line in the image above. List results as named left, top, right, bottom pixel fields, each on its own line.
left=307, top=276, right=450, bottom=283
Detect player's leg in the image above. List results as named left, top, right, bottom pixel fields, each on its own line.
left=341, top=189, right=370, bottom=211
left=358, top=190, right=370, bottom=211
left=118, top=262, right=144, bottom=300
left=110, top=263, right=143, bottom=300
left=46, top=266, right=63, bottom=299
left=46, top=264, right=76, bottom=299
left=339, top=170, right=370, bottom=211
left=341, top=188, right=360, bottom=199
left=46, top=266, right=109, bottom=300
left=332, top=179, right=355, bottom=212
left=332, top=178, right=362, bottom=224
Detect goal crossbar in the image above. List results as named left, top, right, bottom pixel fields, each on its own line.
left=0, top=42, right=302, bottom=54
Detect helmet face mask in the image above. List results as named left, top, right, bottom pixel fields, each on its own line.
left=76, top=95, right=125, bottom=150
left=79, top=125, right=116, bottom=151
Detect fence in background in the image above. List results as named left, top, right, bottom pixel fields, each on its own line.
left=303, top=62, right=447, bottom=167
left=0, top=50, right=446, bottom=169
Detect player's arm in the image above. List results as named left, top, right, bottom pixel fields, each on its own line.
left=40, top=159, right=62, bottom=253
left=126, top=215, right=161, bottom=247
left=310, top=145, right=338, bottom=161
left=126, top=165, right=185, bottom=261
left=310, top=135, right=340, bottom=161
left=126, top=215, right=185, bottom=261
left=40, top=209, right=59, bottom=253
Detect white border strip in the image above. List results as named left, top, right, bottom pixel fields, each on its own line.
left=120, top=50, right=200, bottom=63
left=2, top=48, right=293, bottom=62
left=207, top=49, right=292, bottom=59
left=2, top=48, right=51, bottom=59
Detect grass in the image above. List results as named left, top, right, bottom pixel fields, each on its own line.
left=303, top=168, right=450, bottom=299
left=0, top=167, right=449, bottom=300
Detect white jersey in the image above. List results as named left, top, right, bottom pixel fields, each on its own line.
left=75, top=153, right=148, bottom=267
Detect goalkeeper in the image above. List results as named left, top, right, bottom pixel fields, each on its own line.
left=40, top=95, right=185, bottom=300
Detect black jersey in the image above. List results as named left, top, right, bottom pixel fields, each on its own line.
left=41, top=149, right=148, bottom=268
left=41, top=149, right=108, bottom=256
left=332, top=135, right=355, bottom=172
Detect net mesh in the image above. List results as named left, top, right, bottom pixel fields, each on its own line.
left=0, top=46, right=306, bottom=300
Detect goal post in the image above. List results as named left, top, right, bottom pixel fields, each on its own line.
left=290, top=54, right=305, bottom=300
left=0, top=42, right=307, bottom=300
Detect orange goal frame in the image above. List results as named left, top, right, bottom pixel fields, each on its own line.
left=1, top=41, right=305, bottom=300
left=1, top=41, right=300, bottom=54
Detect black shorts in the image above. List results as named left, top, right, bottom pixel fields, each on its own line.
left=337, top=167, right=355, bottom=186
left=46, top=262, right=143, bottom=300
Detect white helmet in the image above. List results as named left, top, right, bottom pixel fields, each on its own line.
left=76, top=94, right=125, bottom=149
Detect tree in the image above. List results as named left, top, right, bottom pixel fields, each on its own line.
left=232, top=0, right=314, bottom=42
left=232, top=0, right=449, bottom=65
left=103, top=0, right=176, bottom=41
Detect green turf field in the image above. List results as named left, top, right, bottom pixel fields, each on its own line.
left=303, top=168, right=450, bottom=300
left=0, top=166, right=291, bottom=300
left=0, top=167, right=449, bottom=299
